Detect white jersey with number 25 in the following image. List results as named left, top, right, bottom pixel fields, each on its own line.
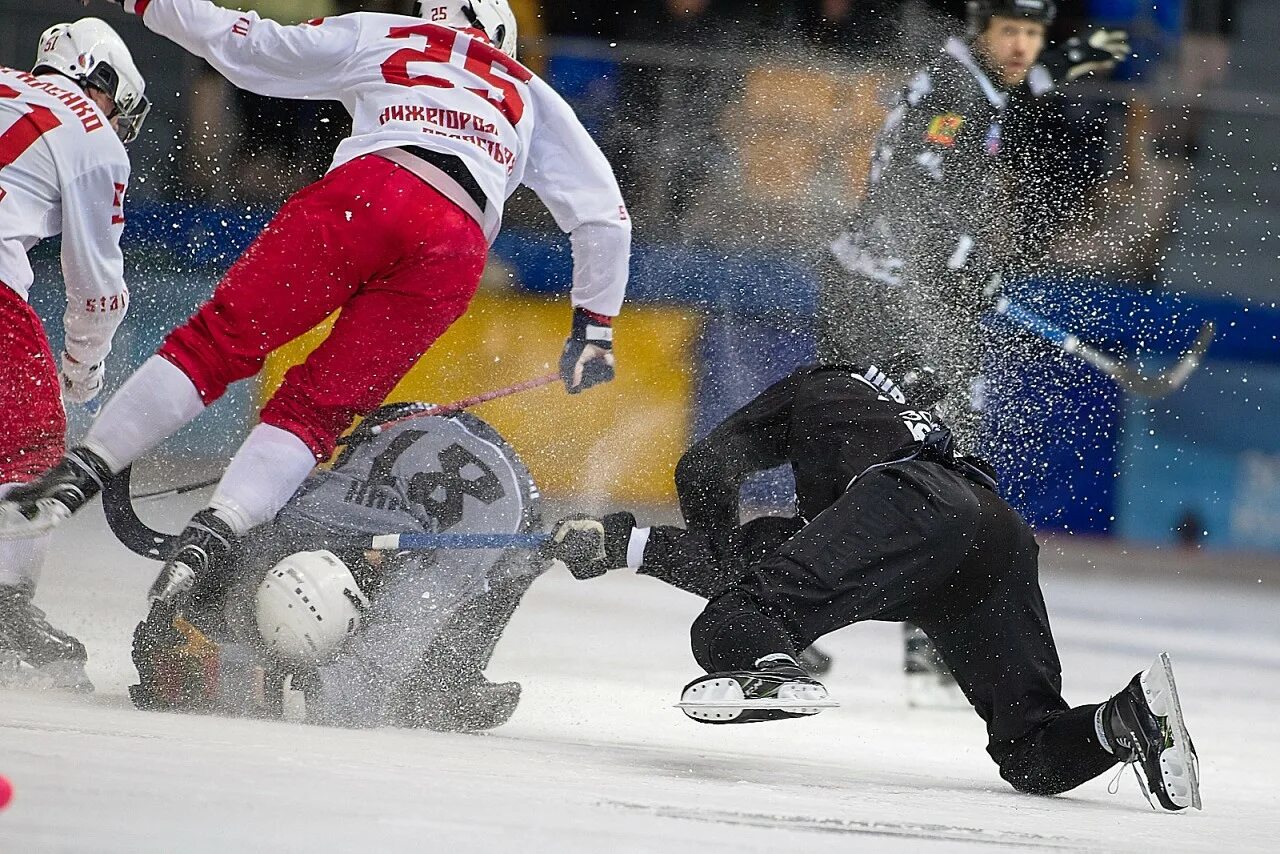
left=126, top=0, right=629, bottom=316
left=0, top=66, right=130, bottom=368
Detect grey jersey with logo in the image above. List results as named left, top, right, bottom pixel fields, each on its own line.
left=255, top=409, right=543, bottom=725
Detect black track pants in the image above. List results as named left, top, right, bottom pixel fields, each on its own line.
left=690, top=460, right=1117, bottom=795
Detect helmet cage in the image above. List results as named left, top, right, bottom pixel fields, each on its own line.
left=82, top=61, right=151, bottom=144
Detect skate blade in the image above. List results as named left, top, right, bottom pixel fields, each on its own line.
left=675, top=698, right=841, bottom=709
left=1141, top=652, right=1201, bottom=810
left=0, top=499, right=68, bottom=539
left=676, top=676, right=836, bottom=724
left=0, top=656, right=94, bottom=693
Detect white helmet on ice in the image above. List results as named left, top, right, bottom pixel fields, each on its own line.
left=33, top=17, right=150, bottom=144
left=255, top=550, right=370, bottom=667
left=414, top=0, right=519, bottom=58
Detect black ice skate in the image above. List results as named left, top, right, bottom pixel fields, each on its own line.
left=796, top=643, right=833, bottom=677
left=148, top=509, right=239, bottom=606
left=904, top=624, right=965, bottom=709
left=0, top=582, right=93, bottom=692
left=0, top=447, right=112, bottom=538
left=543, top=512, right=635, bottom=579
left=1100, top=653, right=1201, bottom=811
left=678, top=654, right=837, bottom=724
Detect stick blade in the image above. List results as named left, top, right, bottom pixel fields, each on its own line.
left=1099, top=320, right=1216, bottom=399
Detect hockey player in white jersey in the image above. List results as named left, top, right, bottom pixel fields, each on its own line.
left=1, top=1, right=630, bottom=638
left=0, top=18, right=148, bottom=690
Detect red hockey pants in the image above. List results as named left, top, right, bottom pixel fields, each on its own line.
left=0, top=283, right=65, bottom=483
left=159, top=155, right=487, bottom=460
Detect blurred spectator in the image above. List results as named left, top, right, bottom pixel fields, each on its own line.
left=608, top=1, right=738, bottom=231
left=185, top=1, right=346, bottom=203
left=800, top=1, right=904, bottom=57
left=1166, top=0, right=1238, bottom=160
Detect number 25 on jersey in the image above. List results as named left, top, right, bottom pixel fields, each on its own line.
left=380, top=25, right=532, bottom=127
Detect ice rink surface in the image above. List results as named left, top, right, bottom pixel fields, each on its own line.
left=2, top=504, right=1278, bottom=853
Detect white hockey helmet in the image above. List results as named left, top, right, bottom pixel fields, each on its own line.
left=33, top=18, right=150, bottom=144
left=255, top=550, right=371, bottom=666
left=414, top=0, right=519, bottom=58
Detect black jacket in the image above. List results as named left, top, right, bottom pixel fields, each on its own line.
left=676, top=365, right=994, bottom=545
left=830, top=37, right=1055, bottom=285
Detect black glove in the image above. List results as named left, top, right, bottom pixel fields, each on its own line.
left=1041, top=28, right=1131, bottom=84
left=559, top=307, right=615, bottom=394
left=129, top=602, right=219, bottom=710
left=542, top=512, right=635, bottom=579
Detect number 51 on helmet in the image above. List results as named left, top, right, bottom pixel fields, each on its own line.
left=33, top=17, right=150, bottom=144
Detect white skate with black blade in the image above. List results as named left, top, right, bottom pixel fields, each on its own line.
left=1101, top=653, right=1201, bottom=811
left=678, top=654, right=837, bottom=724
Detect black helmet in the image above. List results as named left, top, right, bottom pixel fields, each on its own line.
left=966, top=0, right=1057, bottom=37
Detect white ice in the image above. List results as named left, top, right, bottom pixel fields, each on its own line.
left=1, top=503, right=1278, bottom=852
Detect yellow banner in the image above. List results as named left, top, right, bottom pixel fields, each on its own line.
left=260, top=293, right=698, bottom=504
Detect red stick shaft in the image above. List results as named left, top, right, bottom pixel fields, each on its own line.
left=370, top=372, right=559, bottom=434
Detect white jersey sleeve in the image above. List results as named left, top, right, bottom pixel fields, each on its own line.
left=523, top=78, right=630, bottom=318
left=0, top=67, right=130, bottom=366
left=59, top=161, right=130, bottom=366
left=129, top=0, right=361, bottom=101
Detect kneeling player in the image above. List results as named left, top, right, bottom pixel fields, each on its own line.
left=547, top=365, right=1200, bottom=811
left=129, top=407, right=543, bottom=730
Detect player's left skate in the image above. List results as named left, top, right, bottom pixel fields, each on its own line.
left=0, top=581, right=93, bottom=691
left=1099, top=652, right=1201, bottom=811
left=678, top=654, right=837, bottom=724
left=0, top=448, right=113, bottom=539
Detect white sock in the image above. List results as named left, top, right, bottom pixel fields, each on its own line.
left=208, top=424, right=317, bottom=535
left=83, top=356, right=205, bottom=473
left=626, top=526, right=651, bottom=569
left=0, top=531, right=51, bottom=588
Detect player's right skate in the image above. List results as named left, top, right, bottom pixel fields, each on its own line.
left=678, top=654, right=837, bottom=724
left=1099, top=652, right=1201, bottom=811
left=0, top=448, right=112, bottom=539
left=147, top=509, right=239, bottom=605
left=0, top=581, right=93, bottom=691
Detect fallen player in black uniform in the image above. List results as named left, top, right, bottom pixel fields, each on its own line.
left=128, top=405, right=544, bottom=731
left=545, top=365, right=1200, bottom=811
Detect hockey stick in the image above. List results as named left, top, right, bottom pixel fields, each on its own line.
left=994, top=297, right=1215, bottom=399
left=120, top=375, right=560, bottom=503
left=101, top=465, right=171, bottom=559
left=369, top=532, right=549, bottom=550
left=365, top=372, right=560, bottom=436
left=131, top=476, right=221, bottom=504
left=102, top=466, right=549, bottom=560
